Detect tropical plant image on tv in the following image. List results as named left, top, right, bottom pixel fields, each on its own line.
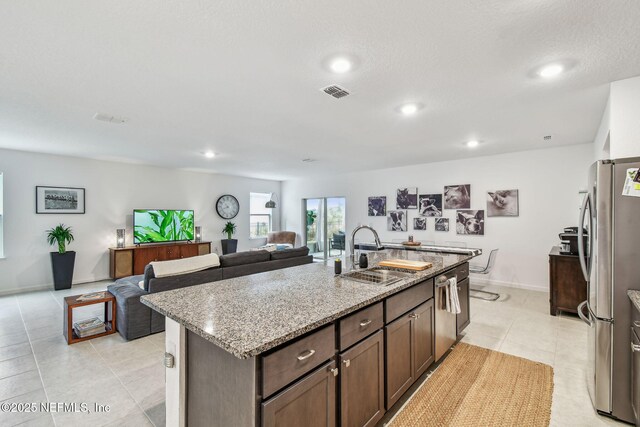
left=134, top=210, right=195, bottom=244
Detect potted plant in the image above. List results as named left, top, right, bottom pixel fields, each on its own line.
left=221, top=221, right=237, bottom=254
left=46, top=224, right=75, bottom=290
left=306, top=210, right=317, bottom=227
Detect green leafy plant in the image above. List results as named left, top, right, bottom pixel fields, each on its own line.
left=222, top=221, right=237, bottom=240
left=306, top=210, right=317, bottom=226
left=134, top=210, right=194, bottom=243
left=46, top=224, right=74, bottom=254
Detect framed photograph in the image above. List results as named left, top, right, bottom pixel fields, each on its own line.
left=396, top=187, right=418, bottom=209
left=368, top=196, right=386, bottom=216
left=487, top=190, right=519, bottom=217
left=419, top=194, right=442, bottom=217
left=456, top=210, right=484, bottom=235
left=435, top=218, right=449, bottom=232
left=36, top=186, right=86, bottom=214
left=413, top=217, right=426, bottom=230
left=444, top=185, right=471, bottom=209
left=387, top=210, right=407, bottom=232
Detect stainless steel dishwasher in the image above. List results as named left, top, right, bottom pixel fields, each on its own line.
left=435, top=271, right=458, bottom=361
left=632, top=326, right=640, bottom=425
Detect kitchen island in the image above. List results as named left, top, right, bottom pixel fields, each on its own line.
left=141, top=248, right=478, bottom=427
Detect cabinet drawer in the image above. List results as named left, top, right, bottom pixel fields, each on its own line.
left=456, top=263, right=469, bottom=281
left=339, top=302, right=383, bottom=350
left=262, top=324, right=336, bottom=398
left=385, top=280, right=433, bottom=323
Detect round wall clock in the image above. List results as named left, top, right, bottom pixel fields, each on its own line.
left=216, top=194, right=240, bottom=219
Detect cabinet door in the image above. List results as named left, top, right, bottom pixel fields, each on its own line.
left=180, top=244, right=199, bottom=259
left=133, top=247, right=158, bottom=274
left=158, top=245, right=180, bottom=261
left=413, top=300, right=435, bottom=378
left=339, top=330, right=385, bottom=427
left=553, top=256, right=587, bottom=313
left=262, top=361, right=336, bottom=427
left=456, top=278, right=470, bottom=335
left=385, top=314, right=413, bottom=409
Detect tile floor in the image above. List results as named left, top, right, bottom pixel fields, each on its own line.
left=0, top=280, right=628, bottom=426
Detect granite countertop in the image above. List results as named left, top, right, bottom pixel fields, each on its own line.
left=628, top=290, right=640, bottom=313
left=141, top=249, right=474, bottom=359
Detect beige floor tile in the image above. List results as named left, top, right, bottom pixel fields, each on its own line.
left=0, top=343, right=32, bottom=363
left=145, top=400, right=166, bottom=427
left=0, top=354, right=37, bottom=380
left=0, top=321, right=27, bottom=339
left=0, top=387, right=49, bottom=426
left=460, top=332, right=503, bottom=350
left=0, top=370, right=43, bottom=401
left=499, top=339, right=555, bottom=366
left=0, top=332, right=29, bottom=349
left=103, top=409, right=154, bottom=427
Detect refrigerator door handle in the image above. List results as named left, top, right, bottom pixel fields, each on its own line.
left=578, top=193, right=591, bottom=283
left=578, top=300, right=593, bottom=327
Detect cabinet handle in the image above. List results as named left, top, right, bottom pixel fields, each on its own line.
left=359, top=319, right=372, bottom=327
left=409, top=312, right=420, bottom=319
left=297, top=349, right=315, bottom=361
left=342, top=359, right=350, bottom=367
left=330, top=367, right=339, bottom=377
left=632, top=342, right=640, bottom=353
left=634, top=321, right=640, bottom=328
left=457, top=287, right=461, bottom=291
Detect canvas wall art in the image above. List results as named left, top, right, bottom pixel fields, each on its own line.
left=413, top=217, right=426, bottom=230
left=418, top=194, right=442, bottom=217
left=456, top=210, right=484, bottom=235
left=487, top=190, right=519, bottom=217
left=435, top=218, right=449, bottom=232
left=36, top=186, right=86, bottom=214
left=387, top=210, right=407, bottom=231
left=444, top=185, right=471, bottom=209
left=396, top=188, right=417, bottom=209
left=368, top=196, right=386, bottom=216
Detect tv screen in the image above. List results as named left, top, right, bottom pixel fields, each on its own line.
left=133, top=210, right=195, bottom=244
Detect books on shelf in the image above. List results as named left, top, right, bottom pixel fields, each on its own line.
left=74, top=317, right=106, bottom=338
left=76, top=291, right=107, bottom=302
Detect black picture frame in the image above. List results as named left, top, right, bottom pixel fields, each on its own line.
left=36, top=186, right=86, bottom=214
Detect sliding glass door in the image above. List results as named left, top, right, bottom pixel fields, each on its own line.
left=304, top=197, right=346, bottom=261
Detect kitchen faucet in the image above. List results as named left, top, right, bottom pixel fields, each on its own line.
left=349, top=225, right=384, bottom=266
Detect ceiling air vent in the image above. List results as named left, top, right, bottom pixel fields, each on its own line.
left=321, top=84, right=350, bottom=99
left=543, top=135, right=552, bottom=141
left=93, top=113, right=128, bottom=124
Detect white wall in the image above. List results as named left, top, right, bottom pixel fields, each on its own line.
left=282, top=144, right=594, bottom=291
left=607, top=75, right=640, bottom=159
left=593, top=92, right=611, bottom=161
left=0, top=148, right=281, bottom=294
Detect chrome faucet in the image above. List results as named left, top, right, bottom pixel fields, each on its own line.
left=350, top=225, right=384, bottom=266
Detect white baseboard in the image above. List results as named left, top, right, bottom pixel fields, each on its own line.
left=0, top=277, right=112, bottom=297
left=469, top=274, right=547, bottom=293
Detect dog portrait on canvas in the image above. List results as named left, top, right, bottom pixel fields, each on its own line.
left=456, top=210, right=484, bottom=235
left=387, top=210, right=407, bottom=231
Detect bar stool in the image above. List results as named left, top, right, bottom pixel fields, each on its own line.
left=469, top=249, right=500, bottom=301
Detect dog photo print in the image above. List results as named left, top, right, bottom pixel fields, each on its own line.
left=487, top=190, right=519, bottom=217
left=418, top=194, right=442, bottom=217
left=387, top=210, right=407, bottom=231
left=456, top=210, right=484, bottom=235
left=435, top=218, right=449, bottom=232
left=396, top=188, right=418, bottom=209
left=444, top=185, right=471, bottom=209
left=413, top=217, right=427, bottom=230
left=368, top=196, right=386, bottom=216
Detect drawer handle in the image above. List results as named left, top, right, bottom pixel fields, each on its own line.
left=634, top=321, right=640, bottom=328
left=297, top=349, right=316, bottom=361
left=359, top=319, right=372, bottom=327
left=409, top=312, right=420, bottom=319
left=632, top=343, right=640, bottom=353
left=342, top=359, right=350, bottom=367
left=330, top=367, right=339, bottom=377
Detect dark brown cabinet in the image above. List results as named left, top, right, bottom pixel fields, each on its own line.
left=109, top=242, right=211, bottom=278
left=456, top=277, right=470, bottom=335
left=262, top=361, right=337, bottom=427
left=385, top=299, right=435, bottom=409
left=549, top=246, right=587, bottom=315
left=339, top=331, right=385, bottom=427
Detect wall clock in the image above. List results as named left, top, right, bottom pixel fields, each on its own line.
left=216, top=194, right=240, bottom=219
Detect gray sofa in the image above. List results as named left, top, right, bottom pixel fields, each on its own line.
left=108, top=247, right=312, bottom=340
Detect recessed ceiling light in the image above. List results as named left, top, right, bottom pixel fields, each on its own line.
left=204, top=151, right=215, bottom=159
left=330, top=58, right=352, bottom=74
left=466, top=140, right=480, bottom=148
left=538, top=64, right=564, bottom=78
left=398, top=103, right=422, bottom=116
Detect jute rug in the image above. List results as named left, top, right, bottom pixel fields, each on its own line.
left=390, top=343, right=553, bottom=427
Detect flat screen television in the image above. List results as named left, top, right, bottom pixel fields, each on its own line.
left=133, top=209, right=195, bottom=244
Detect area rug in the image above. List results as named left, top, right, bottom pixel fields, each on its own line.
left=389, top=342, right=553, bottom=427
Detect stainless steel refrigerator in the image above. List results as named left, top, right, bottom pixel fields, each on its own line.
left=577, top=157, right=640, bottom=423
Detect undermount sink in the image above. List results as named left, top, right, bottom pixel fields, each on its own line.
left=341, top=267, right=416, bottom=286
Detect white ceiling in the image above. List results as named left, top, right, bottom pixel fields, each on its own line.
left=1, top=1, right=640, bottom=180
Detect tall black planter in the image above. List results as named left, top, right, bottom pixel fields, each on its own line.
left=221, top=239, right=238, bottom=255
left=50, top=251, right=76, bottom=290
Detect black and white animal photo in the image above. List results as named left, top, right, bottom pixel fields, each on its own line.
left=387, top=210, right=407, bottom=231
left=456, top=210, right=484, bottom=235
left=418, top=194, right=442, bottom=217
left=413, top=217, right=426, bottom=230
left=435, top=218, right=449, bottom=232
left=368, top=196, right=386, bottom=216
left=396, top=188, right=418, bottom=209
left=444, top=185, right=471, bottom=209
left=487, top=190, right=519, bottom=217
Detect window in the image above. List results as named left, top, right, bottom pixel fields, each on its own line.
left=250, top=192, right=272, bottom=239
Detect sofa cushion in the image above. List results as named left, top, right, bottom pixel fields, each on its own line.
left=150, top=253, right=220, bottom=278
left=220, top=250, right=270, bottom=267
left=270, top=246, right=310, bottom=261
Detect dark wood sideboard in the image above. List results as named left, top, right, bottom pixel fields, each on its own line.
left=549, top=246, right=587, bottom=316
left=109, top=241, right=212, bottom=279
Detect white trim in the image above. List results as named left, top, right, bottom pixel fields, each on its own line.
left=469, top=274, right=547, bottom=293
left=0, top=276, right=113, bottom=297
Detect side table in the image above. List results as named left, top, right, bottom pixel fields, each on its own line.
left=63, top=291, right=117, bottom=344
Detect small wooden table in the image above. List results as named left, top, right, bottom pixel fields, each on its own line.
left=549, top=246, right=587, bottom=316
left=63, top=292, right=117, bottom=344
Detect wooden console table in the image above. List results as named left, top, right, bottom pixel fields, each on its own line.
left=549, top=246, right=587, bottom=316
left=64, top=292, right=116, bottom=344
left=109, top=241, right=212, bottom=279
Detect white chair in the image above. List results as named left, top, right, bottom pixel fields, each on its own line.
left=469, top=249, right=500, bottom=301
